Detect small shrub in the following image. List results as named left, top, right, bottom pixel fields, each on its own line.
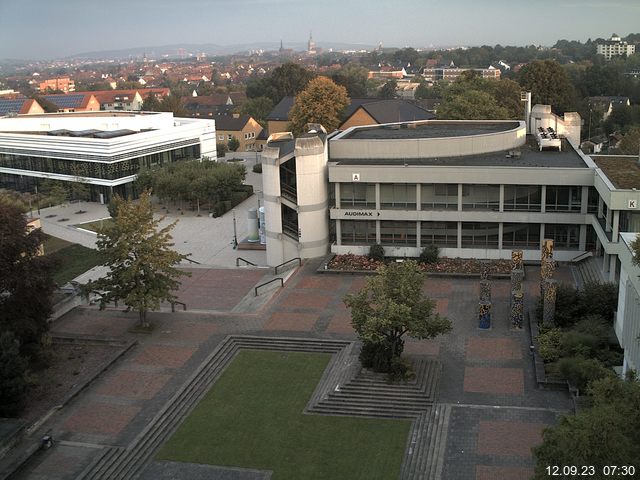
left=537, top=328, right=563, bottom=362
left=369, top=243, right=385, bottom=262
left=579, top=282, right=618, bottom=323
left=223, top=200, right=232, bottom=212
left=212, top=202, right=225, bottom=217
left=552, top=284, right=582, bottom=327
left=230, top=191, right=249, bottom=207
left=252, top=163, right=263, bottom=173
left=557, top=356, right=613, bottom=392
left=388, top=356, right=415, bottom=382
left=419, top=245, right=439, bottom=264
left=572, top=315, right=610, bottom=347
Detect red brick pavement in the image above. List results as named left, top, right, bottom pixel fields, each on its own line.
left=132, top=344, right=196, bottom=369
left=463, top=367, right=524, bottom=395
left=435, top=298, right=449, bottom=316
left=53, top=312, right=134, bottom=337
left=404, top=339, right=441, bottom=357
left=94, top=370, right=172, bottom=400
left=63, top=402, right=141, bottom=436
left=476, top=420, right=546, bottom=457
left=155, top=320, right=218, bottom=344
left=174, top=268, right=265, bottom=311
left=264, top=312, right=319, bottom=331
left=476, top=465, right=534, bottom=480
left=347, top=276, right=368, bottom=293
left=280, top=292, right=333, bottom=309
left=326, top=314, right=356, bottom=335
left=296, top=276, right=343, bottom=290
left=423, top=278, right=454, bottom=296
left=466, top=337, right=522, bottom=360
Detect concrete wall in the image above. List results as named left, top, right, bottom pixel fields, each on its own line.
left=615, top=234, right=640, bottom=377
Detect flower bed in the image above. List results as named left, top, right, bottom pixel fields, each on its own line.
left=326, top=254, right=512, bottom=275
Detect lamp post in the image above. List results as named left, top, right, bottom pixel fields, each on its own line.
left=232, top=209, right=238, bottom=249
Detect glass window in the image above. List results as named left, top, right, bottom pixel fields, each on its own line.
left=502, top=223, right=540, bottom=248
left=421, top=183, right=457, bottom=210
left=587, top=187, right=599, bottom=214
left=341, top=220, right=376, bottom=245
left=461, top=184, right=500, bottom=211
left=545, top=186, right=581, bottom=212
left=281, top=204, right=298, bottom=240
left=380, top=221, right=416, bottom=246
left=380, top=184, right=416, bottom=209
left=461, top=222, right=499, bottom=248
left=545, top=224, right=579, bottom=249
left=420, top=221, right=458, bottom=247
left=504, top=185, right=542, bottom=212
left=340, top=183, right=376, bottom=209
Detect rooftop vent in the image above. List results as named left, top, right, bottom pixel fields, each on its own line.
left=536, top=126, right=561, bottom=151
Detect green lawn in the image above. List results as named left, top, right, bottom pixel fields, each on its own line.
left=157, top=350, right=411, bottom=480
left=76, top=218, right=113, bottom=233
left=47, top=243, right=103, bottom=286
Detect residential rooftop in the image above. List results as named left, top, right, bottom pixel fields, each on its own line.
left=593, top=155, right=640, bottom=189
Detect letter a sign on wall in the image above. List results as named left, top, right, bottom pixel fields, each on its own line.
left=352, top=173, right=360, bottom=182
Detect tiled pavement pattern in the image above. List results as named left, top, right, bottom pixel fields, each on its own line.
left=12, top=260, right=573, bottom=480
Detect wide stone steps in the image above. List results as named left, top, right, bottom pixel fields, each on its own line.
left=308, top=359, right=441, bottom=419
left=76, top=336, right=350, bottom=480
left=577, top=256, right=604, bottom=286
left=401, top=403, right=451, bottom=480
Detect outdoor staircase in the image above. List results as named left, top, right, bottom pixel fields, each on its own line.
left=575, top=256, right=605, bottom=286
left=76, top=336, right=349, bottom=480
left=400, top=404, right=451, bottom=480
left=76, top=335, right=449, bottom=480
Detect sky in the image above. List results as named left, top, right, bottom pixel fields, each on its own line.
left=0, top=0, right=639, bottom=60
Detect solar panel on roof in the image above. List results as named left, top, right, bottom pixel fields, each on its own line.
left=0, top=99, right=26, bottom=115
left=42, top=94, right=85, bottom=109
left=93, top=129, right=136, bottom=139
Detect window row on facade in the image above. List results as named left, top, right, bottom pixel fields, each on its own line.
left=339, top=220, right=596, bottom=250
left=336, top=183, right=598, bottom=213
left=0, top=145, right=200, bottom=180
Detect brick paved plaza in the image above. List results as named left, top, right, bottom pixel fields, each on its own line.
left=12, top=260, right=574, bottom=480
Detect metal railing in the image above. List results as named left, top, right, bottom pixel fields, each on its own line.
left=274, top=257, right=301, bottom=275
left=255, top=278, right=283, bottom=296
left=236, top=257, right=258, bottom=267
left=170, top=301, right=187, bottom=312
left=570, top=251, right=593, bottom=263
left=184, top=257, right=201, bottom=265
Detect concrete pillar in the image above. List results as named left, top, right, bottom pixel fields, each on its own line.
left=415, top=184, right=421, bottom=211
left=580, top=186, right=589, bottom=214
left=609, top=255, right=617, bottom=282
left=499, top=184, right=505, bottom=213
left=376, top=220, right=381, bottom=244
left=612, top=210, right=620, bottom=240
left=598, top=196, right=603, bottom=218
left=539, top=224, right=545, bottom=249
left=498, top=223, right=504, bottom=251
left=457, top=221, right=462, bottom=249
left=511, top=269, right=525, bottom=295
left=541, top=185, right=547, bottom=213
left=480, top=280, right=491, bottom=302
left=579, top=225, right=587, bottom=251
left=335, top=183, right=341, bottom=209
left=605, top=207, right=612, bottom=232
left=511, top=291, right=524, bottom=329
left=416, top=221, right=421, bottom=249
left=336, top=219, right=342, bottom=246
left=458, top=184, right=463, bottom=211
left=375, top=183, right=381, bottom=211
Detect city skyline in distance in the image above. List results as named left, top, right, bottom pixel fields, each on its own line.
left=0, top=0, right=639, bottom=60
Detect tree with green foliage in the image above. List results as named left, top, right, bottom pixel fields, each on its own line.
left=617, top=126, right=640, bottom=155
left=0, top=331, right=29, bottom=417
left=533, top=376, right=640, bottom=479
left=289, top=76, right=349, bottom=134
left=437, top=72, right=522, bottom=120
left=378, top=80, right=397, bottom=99
left=246, top=63, right=316, bottom=104
left=519, top=60, right=576, bottom=113
left=227, top=136, right=240, bottom=152
left=344, top=261, right=452, bottom=373
left=0, top=202, right=55, bottom=352
left=84, top=191, right=190, bottom=328
left=216, top=142, right=228, bottom=158
left=331, top=64, right=369, bottom=98
left=142, top=93, right=163, bottom=111
left=240, top=96, right=274, bottom=127
left=632, top=234, right=640, bottom=267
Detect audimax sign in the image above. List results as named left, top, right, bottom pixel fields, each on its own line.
left=343, top=211, right=381, bottom=217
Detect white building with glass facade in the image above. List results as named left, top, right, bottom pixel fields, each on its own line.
left=0, top=111, right=216, bottom=202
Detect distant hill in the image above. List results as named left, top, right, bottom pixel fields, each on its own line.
left=67, top=42, right=377, bottom=60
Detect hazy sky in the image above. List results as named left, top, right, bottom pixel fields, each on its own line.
left=0, top=0, right=639, bottom=60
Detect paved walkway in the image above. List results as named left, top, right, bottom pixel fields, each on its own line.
left=38, top=170, right=267, bottom=269
left=10, top=261, right=574, bottom=480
